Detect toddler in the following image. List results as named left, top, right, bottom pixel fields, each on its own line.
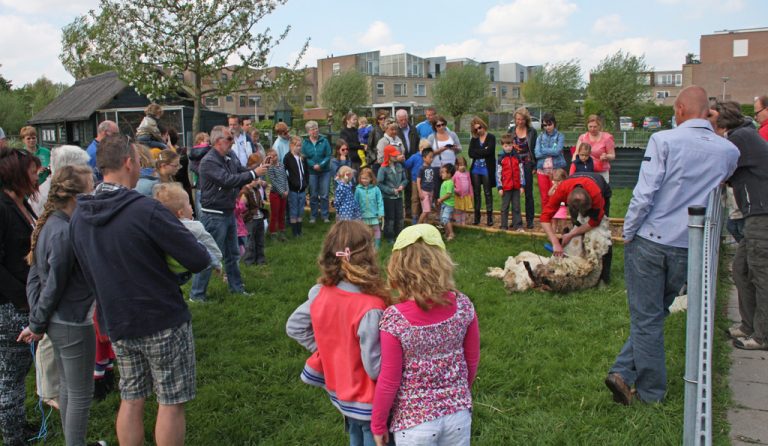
left=266, top=148, right=289, bottom=241
left=549, top=169, right=569, bottom=234
left=285, top=135, right=310, bottom=236
left=371, top=224, right=480, bottom=446
left=240, top=177, right=268, bottom=266
left=376, top=145, right=407, bottom=243
left=135, top=103, right=167, bottom=149
left=452, top=155, right=473, bottom=225
left=355, top=168, right=384, bottom=249
left=416, top=147, right=435, bottom=224
left=497, top=134, right=523, bottom=230
left=286, top=220, right=390, bottom=446
left=335, top=165, right=362, bottom=221
left=404, top=139, right=430, bottom=224
left=437, top=163, right=456, bottom=241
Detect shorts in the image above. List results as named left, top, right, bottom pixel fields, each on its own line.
left=394, top=409, right=471, bottom=446
left=441, top=204, right=454, bottom=225
left=420, top=191, right=433, bottom=213
left=113, top=322, right=196, bottom=405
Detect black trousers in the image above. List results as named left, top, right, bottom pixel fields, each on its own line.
left=471, top=173, right=494, bottom=222
left=243, top=217, right=266, bottom=265
left=383, top=197, right=403, bottom=242
left=522, top=161, right=535, bottom=228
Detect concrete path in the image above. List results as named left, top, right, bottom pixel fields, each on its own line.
left=727, top=286, right=768, bottom=445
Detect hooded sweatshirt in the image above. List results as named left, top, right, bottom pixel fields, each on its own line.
left=70, top=186, right=209, bottom=341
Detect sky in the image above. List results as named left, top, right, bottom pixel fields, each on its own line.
left=1, top=0, right=765, bottom=87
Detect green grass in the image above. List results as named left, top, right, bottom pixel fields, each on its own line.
left=25, top=223, right=732, bottom=445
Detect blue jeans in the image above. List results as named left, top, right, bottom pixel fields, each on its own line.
left=308, top=171, right=331, bottom=220
left=135, top=136, right=167, bottom=149
left=393, top=409, right=471, bottom=446
left=345, top=417, right=375, bottom=446
left=191, top=212, right=245, bottom=300
left=610, top=236, right=687, bottom=402
left=288, top=191, right=306, bottom=222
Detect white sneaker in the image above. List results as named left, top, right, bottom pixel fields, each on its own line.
left=734, top=336, right=768, bottom=350
left=728, top=324, right=751, bottom=339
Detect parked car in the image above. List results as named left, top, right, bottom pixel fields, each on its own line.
left=619, top=116, right=634, bottom=131
left=508, top=116, right=541, bottom=132
left=643, top=116, right=662, bottom=130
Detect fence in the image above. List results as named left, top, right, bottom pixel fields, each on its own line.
left=683, top=185, right=725, bottom=445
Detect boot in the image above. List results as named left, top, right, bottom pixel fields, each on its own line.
left=296, top=222, right=303, bottom=236
left=487, top=212, right=494, bottom=227
left=290, top=223, right=298, bottom=236
left=473, top=210, right=481, bottom=225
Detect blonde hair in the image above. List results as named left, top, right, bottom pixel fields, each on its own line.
left=153, top=182, right=189, bottom=216
left=387, top=241, right=456, bottom=310
left=418, top=138, right=431, bottom=152
left=145, top=103, right=163, bottom=118
left=136, top=144, right=154, bottom=168
left=27, top=165, right=93, bottom=264
left=155, top=149, right=179, bottom=169
left=317, top=221, right=389, bottom=302
left=289, top=135, right=302, bottom=147
left=194, top=132, right=209, bottom=145
left=469, top=116, right=487, bottom=137
left=336, top=165, right=353, bottom=179
left=586, top=114, right=602, bottom=129
left=577, top=142, right=592, bottom=154
left=20, top=126, right=37, bottom=139
left=358, top=167, right=376, bottom=185
left=514, top=107, right=532, bottom=128
left=358, top=117, right=369, bottom=126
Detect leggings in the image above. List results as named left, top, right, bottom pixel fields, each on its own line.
left=522, top=162, right=535, bottom=227
left=268, top=192, right=287, bottom=233
left=471, top=173, right=493, bottom=221
left=537, top=172, right=553, bottom=211
left=0, top=304, right=32, bottom=444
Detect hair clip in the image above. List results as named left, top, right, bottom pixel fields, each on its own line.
left=335, top=247, right=351, bottom=262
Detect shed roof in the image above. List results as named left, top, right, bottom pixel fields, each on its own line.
left=28, top=71, right=127, bottom=125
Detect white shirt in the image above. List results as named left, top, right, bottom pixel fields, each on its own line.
left=232, top=132, right=253, bottom=167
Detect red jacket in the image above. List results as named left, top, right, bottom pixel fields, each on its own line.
left=759, top=119, right=768, bottom=142
left=496, top=152, right=521, bottom=191
left=540, top=177, right=605, bottom=227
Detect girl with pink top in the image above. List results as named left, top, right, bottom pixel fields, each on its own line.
left=574, top=115, right=615, bottom=182
left=234, top=186, right=249, bottom=257
left=452, top=156, right=473, bottom=225
left=372, top=224, right=480, bottom=446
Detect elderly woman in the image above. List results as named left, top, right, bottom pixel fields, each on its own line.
left=20, top=126, right=51, bottom=184
left=0, top=146, right=41, bottom=446
left=510, top=107, right=538, bottom=229
left=575, top=115, right=615, bottom=182
left=31, top=145, right=91, bottom=216
left=468, top=117, right=496, bottom=226
left=375, top=120, right=404, bottom=166
left=427, top=115, right=462, bottom=201
left=301, top=121, right=332, bottom=223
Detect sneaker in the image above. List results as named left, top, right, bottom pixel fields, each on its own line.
left=236, top=291, right=254, bottom=297
left=516, top=228, right=525, bottom=232
left=88, top=441, right=108, bottom=446
left=734, top=336, right=768, bottom=350
left=323, top=218, right=330, bottom=223
left=728, top=324, right=751, bottom=339
left=309, top=218, right=316, bottom=224
left=188, top=298, right=206, bottom=304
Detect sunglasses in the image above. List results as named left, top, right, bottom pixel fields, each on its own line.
left=474, top=126, right=483, bottom=131
left=543, top=122, right=554, bottom=127
left=435, top=123, right=446, bottom=128
left=226, top=136, right=234, bottom=141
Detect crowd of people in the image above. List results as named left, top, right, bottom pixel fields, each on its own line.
left=0, top=84, right=766, bottom=445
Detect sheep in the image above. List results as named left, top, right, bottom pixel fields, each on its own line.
left=487, top=217, right=613, bottom=293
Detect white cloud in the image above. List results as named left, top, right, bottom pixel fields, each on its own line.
left=654, top=0, right=744, bottom=18
left=0, top=15, right=72, bottom=85
left=0, top=0, right=98, bottom=15
left=592, top=14, right=625, bottom=35
left=586, top=37, right=689, bottom=72
left=357, top=21, right=404, bottom=55
left=476, top=0, right=578, bottom=36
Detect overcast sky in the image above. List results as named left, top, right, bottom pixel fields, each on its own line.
left=1, top=0, right=765, bottom=86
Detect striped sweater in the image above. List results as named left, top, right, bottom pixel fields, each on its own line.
left=267, top=163, right=289, bottom=195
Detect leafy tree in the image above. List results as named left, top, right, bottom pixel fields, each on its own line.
left=320, top=70, right=369, bottom=122
left=0, top=77, right=67, bottom=136
left=0, top=65, right=11, bottom=92
left=0, top=92, right=27, bottom=135
left=522, top=60, right=582, bottom=119
left=83, top=0, right=305, bottom=133
left=263, top=66, right=311, bottom=113
left=432, top=64, right=489, bottom=132
left=59, top=14, right=113, bottom=80
left=588, top=51, right=649, bottom=131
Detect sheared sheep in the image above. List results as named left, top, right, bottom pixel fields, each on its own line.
left=487, top=217, right=613, bottom=293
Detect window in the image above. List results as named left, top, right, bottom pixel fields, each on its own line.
left=226, top=96, right=233, bottom=102
left=248, top=96, right=261, bottom=107
left=655, top=73, right=679, bottom=86
left=221, top=73, right=228, bottom=82
left=175, top=72, right=185, bottom=81
left=332, top=62, right=340, bottom=75
left=205, top=96, right=219, bottom=107
left=675, top=74, right=682, bottom=86
left=501, top=85, right=508, bottom=97
left=376, top=82, right=385, bottom=96
left=656, top=91, right=670, bottom=99
left=394, top=82, right=407, bottom=97
left=733, top=39, right=748, bottom=57
left=305, top=95, right=313, bottom=102
left=42, top=128, right=56, bottom=142
left=435, top=64, right=441, bottom=77
left=491, top=86, right=497, bottom=97
left=489, top=67, right=495, bottom=82
left=414, top=83, right=426, bottom=97
left=239, top=95, right=247, bottom=107
left=512, top=87, right=520, bottom=99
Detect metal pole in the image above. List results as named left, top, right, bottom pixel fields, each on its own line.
left=683, top=206, right=706, bottom=445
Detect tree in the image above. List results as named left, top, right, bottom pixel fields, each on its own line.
left=0, top=77, right=67, bottom=136
left=59, top=14, right=113, bottom=80
left=81, top=0, right=305, bottom=133
left=432, top=65, right=489, bottom=132
left=588, top=51, right=649, bottom=131
left=522, top=60, right=582, bottom=118
left=0, top=65, right=11, bottom=92
left=263, top=66, right=311, bottom=113
left=320, top=70, right=369, bottom=122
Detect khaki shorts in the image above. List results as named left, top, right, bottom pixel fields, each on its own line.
left=113, top=322, right=196, bottom=405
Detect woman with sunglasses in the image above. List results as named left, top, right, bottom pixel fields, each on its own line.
left=468, top=117, right=496, bottom=226
left=366, top=110, right=390, bottom=171
left=0, top=147, right=41, bottom=446
left=339, top=112, right=365, bottom=172
left=510, top=107, right=538, bottom=229
left=427, top=115, right=462, bottom=202
left=535, top=113, right=566, bottom=210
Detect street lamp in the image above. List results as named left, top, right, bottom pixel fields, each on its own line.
left=721, top=76, right=730, bottom=101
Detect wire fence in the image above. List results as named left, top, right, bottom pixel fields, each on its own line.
left=683, top=185, right=725, bottom=446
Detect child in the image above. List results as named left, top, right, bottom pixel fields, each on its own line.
left=135, top=103, right=168, bottom=149
left=335, top=165, right=362, bottom=221
left=416, top=147, right=435, bottom=224
left=188, top=132, right=211, bottom=216
left=452, top=155, right=473, bottom=225
left=569, top=142, right=603, bottom=175
left=371, top=224, right=480, bottom=446
left=355, top=168, right=384, bottom=249
left=404, top=139, right=430, bottom=224
left=153, top=183, right=223, bottom=296
left=497, top=134, right=523, bottom=231
left=234, top=185, right=250, bottom=257
left=376, top=145, right=407, bottom=243
left=286, top=220, right=390, bottom=446
left=331, top=139, right=352, bottom=177
left=549, top=168, right=569, bottom=234
left=266, top=148, right=289, bottom=241
left=284, top=135, right=310, bottom=237
left=358, top=117, right=373, bottom=167
left=240, top=178, right=268, bottom=266
left=437, top=163, right=456, bottom=241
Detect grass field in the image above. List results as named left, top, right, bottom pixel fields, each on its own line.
left=25, top=221, right=733, bottom=445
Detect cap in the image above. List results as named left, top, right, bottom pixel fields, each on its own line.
left=392, top=224, right=445, bottom=251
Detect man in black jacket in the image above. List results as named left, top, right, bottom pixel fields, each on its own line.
left=71, top=134, right=210, bottom=446
left=192, top=125, right=267, bottom=301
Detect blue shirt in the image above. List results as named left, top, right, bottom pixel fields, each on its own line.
left=404, top=153, right=423, bottom=181
left=623, top=118, right=739, bottom=248
left=86, top=139, right=103, bottom=181
left=416, top=120, right=434, bottom=139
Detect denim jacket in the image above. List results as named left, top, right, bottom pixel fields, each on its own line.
left=535, top=130, right=566, bottom=170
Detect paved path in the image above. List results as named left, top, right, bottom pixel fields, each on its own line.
left=727, top=285, right=768, bottom=445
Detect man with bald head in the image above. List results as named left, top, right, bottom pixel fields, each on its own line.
left=87, top=120, right=119, bottom=181
left=604, top=86, right=739, bottom=405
